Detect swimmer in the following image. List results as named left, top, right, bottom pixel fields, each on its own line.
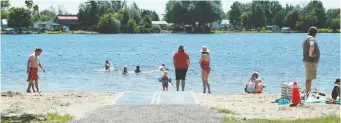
left=105, top=60, right=110, bottom=71
left=122, top=65, right=128, bottom=75
left=159, top=64, right=169, bottom=71
left=135, top=65, right=141, bottom=73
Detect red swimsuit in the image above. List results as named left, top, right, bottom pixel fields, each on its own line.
left=200, top=60, right=210, bottom=74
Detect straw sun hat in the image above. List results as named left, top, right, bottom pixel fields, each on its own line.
left=201, top=46, right=210, bottom=52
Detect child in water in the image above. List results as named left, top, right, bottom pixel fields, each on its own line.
left=160, top=71, right=172, bottom=91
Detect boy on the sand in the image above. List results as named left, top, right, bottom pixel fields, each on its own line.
left=332, top=79, right=340, bottom=100
left=26, top=48, right=45, bottom=93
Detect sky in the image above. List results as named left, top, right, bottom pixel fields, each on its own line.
left=10, top=0, right=341, bottom=19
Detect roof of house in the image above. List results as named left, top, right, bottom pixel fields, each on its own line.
left=56, top=15, right=78, bottom=20
left=152, top=21, right=168, bottom=25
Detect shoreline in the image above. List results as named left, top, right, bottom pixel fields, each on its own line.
left=1, top=91, right=340, bottom=121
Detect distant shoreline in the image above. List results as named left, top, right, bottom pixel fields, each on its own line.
left=1, top=29, right=340, bottom=35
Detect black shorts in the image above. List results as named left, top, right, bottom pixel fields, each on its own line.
left=175, top=69, right=188, bottom=80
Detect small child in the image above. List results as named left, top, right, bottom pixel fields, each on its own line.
left=331, top=79, right=340, bottom=100
left=160, top=71, right=171, bottom=91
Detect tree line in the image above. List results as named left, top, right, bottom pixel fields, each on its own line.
left=1, top=0, right=339, bottom=33
left=77, top=0, right=160, bottom=33
left=227, top=1, right=340, bottom=32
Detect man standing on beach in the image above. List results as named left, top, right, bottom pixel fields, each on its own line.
left=27, top=48, right=45, bottom=93
left=173, top=45, right=190, bottom=91
left=302, top=26, right=320, bottom=98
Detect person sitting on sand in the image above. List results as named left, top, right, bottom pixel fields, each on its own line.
left=245, top=72, right=263, bottom=93
left=105, top=60, right=110, bottom=71
left=122, top=65, right=128, bottom=75
left=332, top=79, right=340, bottom=100
left=135, top=65, right=141, bottom=73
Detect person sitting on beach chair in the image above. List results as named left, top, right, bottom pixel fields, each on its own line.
left=245, top=72, right=263, bottom=93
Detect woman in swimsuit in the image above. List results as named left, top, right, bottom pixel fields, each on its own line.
left=199, top=46, right=211, bottom=93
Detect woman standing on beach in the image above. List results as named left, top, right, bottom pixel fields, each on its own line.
left=199, top=46, right=211, bottom=93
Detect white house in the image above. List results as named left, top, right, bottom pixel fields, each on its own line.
left=152, top=21, right=168, bottom=29
left=33, top=21, right=60, bottom=30
left=1, top=19, right=8, bottom=30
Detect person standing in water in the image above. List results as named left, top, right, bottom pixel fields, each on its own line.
left=199, top=46, right=211, bottom=93
left=26, top=48, right=45, bottom=93
left=302, top=26, right=320, bottom=99
left=122, top=65, right=128, bottom=75
left=105, top=60, right=110, bottom=71
left=173, top=45, right=190, bottom=91
left=135, top=65, right=141, bottom=73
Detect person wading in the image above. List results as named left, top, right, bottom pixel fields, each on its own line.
left=26, top=48, right=45, bottom=93
left=173, top=45, right=190, bottom=91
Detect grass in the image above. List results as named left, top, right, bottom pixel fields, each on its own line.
left=214, top=30, right=228, bottom=33
left=1, top=113, right=73, bottom=123
left=223, top=116, right=340, bottom=123
left=211, top=107, right=237, bottom=115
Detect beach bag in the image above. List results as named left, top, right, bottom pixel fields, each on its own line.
left=281, top=82, right=301, bottom=100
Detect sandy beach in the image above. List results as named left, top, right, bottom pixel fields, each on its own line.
left=197, top=93, right=340, bottom=120
left=1, top=91, right=340, bottom=122
left=1, top=91, right=120, bottom=120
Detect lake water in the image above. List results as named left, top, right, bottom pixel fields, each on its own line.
left=1, top=34, right=340, bottom=93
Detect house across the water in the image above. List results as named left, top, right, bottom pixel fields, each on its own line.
left=152, top=21, right=168, bottom=30
left=281, top=27, right=292, bottom=33
left=33, top=21, right=60, bottom=30
left=54, top=15, right=79, bottom=30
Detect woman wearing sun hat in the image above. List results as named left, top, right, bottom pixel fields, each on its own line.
left=199, top=46, right=211, bottom=93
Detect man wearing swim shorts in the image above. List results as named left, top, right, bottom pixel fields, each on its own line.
left=302, top=26, right=320, bottom=98
left=173, top=45, right=190, bottom=91
left=27, top=48, right=45, bottom=93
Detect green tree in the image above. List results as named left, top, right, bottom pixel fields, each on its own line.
left=151, top=11, right=159, bottom=21
left=127, top=18, right=138, bottom=33
left=97, top=13, right=121, bottom=33
left=284, top=9, right=300, bottom=29
left=326, top=8, right=340, bottom=28
left=251, top=2, right=266, bottom=28
left=296, top=10, right=318, bottom=32
left=330, top=16, right=340, bottom=32
left=39, top=9, right=56, bottom=22
left=1, top=10, right=9, bottom=19
left=8, top=7, right=32, bottom=28
left=1, top=0, right=10, bottom=10
left=128, top=2, right=141, bottom=23
left=241, top=11, right=252, bottom=31
left=272, top=10, right=286, bottom=27
left=25, top=0, right=33, bottom=10
left=229, top=1, right=242, bottom=26
left=303, top=1, right=326, bottom=28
